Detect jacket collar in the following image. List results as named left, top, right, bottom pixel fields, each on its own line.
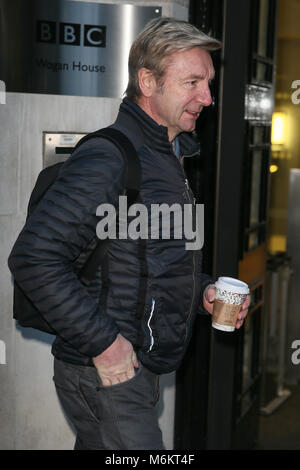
left=115, top=98, right=200, bottom=158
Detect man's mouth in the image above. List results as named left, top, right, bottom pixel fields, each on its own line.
left=185, top=110, right=201, bottom=118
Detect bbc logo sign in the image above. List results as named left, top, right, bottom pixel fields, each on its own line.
left=36, top=20, right=106, bottom=47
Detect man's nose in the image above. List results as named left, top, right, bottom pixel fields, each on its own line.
left=196, top=83, right=212, bottom=107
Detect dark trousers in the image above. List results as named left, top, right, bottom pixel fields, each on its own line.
left=53, top=357, right=164, bottom=450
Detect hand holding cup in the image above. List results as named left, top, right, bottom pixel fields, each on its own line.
left=203, top=278, right=250, bottom=331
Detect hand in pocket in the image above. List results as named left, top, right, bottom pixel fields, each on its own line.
left=93, top=334, right=139, bottom=386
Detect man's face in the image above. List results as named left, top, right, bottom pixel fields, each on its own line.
left=147, top=47, right=215, bottom=141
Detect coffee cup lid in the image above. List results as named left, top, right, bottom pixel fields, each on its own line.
left=215, top=277, right=249, bottom=295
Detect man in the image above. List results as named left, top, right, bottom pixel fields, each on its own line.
left=8, top=17, right=250, bottom=450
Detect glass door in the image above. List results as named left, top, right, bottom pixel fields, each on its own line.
left=233, top=0, right=278, bottom=449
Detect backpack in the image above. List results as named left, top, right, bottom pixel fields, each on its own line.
left=12, top=127, right=141, bottom=334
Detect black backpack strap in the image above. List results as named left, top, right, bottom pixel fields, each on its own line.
left=96, top=127, right=141, bottom=205
left=76, top=127, right=141, bottom=286
left=74, top=127, right=141, bottom=206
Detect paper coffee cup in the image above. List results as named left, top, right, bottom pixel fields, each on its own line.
left=212, top=277, right=249, bottom=332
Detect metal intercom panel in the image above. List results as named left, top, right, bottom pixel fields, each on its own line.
left=43, top=132, right=86, bottom=168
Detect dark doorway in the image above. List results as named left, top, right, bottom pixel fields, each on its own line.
left=174, top=0, right=278, bottom=450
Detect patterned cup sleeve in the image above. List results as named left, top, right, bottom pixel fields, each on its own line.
left=215, top=288, right=247, bottom=305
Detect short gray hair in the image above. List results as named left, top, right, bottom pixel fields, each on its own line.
left=125, top=17, right=222, bottom=101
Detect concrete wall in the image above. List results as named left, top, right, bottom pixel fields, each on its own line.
left=0, top=0, right=189, bottom=450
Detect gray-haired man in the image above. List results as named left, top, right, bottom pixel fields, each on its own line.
left=8, top=17, right=249, bottom=449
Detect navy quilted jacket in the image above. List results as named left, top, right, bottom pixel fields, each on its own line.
left=8, top=99, right=212, bottom=374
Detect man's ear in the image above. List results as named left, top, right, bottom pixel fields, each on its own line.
left=138, top=68, right=157, bottom=97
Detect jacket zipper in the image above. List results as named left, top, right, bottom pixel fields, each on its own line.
left=183, top=176, right=196, bottom=340
left=172, top=155, right=197, bottom=341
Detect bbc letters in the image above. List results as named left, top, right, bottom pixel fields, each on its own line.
left=36, top=20, right=106, bottom=74
left=36, top=20, right=107, bottom=47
